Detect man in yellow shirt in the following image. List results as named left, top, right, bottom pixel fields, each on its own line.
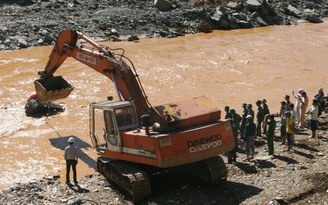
left=285, top=111, right=294, bottom=152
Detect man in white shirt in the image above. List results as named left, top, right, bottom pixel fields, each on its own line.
left=64, top=137, right=79, bottom=185
left=307, top=99, right=319, bottom=139
left=292, top=88, right=303, bottom=126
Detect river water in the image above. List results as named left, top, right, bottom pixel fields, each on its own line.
left=1, top=20, right=328, bottom=189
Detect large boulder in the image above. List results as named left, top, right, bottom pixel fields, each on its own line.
left=210, top=9, right=224, bottom=22
left=246, top=0, right=262, bottom=10
left=154, top=0, right=172, bottom=11
left=286, top=4, right=302, bottom=18
left=226, top=1, right=243, bottom=10
left=303, top=9, right=323, bottom=23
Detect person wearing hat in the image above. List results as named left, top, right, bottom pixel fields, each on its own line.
left=64, top=137, right=80, bottom=185
left=244, top=115, right=256, bottom=161
left=255, top=100, right=264, bottom=138
left=306, top=98, right=319, bottom=139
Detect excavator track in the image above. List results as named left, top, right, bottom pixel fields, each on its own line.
left=97, top=157, right=152, bottom=202
left=188, top=156, right=228, bottom=185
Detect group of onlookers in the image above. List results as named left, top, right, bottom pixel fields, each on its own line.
left=224, top=88, right=327, bottom=163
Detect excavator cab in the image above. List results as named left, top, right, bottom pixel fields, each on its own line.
left=89, top=100, right=139, bottom=152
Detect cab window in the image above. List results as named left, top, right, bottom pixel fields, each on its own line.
left=114, top=106, right=136, bottom=128
left=104, top=110, right=116, bottom=135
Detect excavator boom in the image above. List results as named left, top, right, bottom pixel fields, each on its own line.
left=35, top=30, right=152, bottom=120
left=35, top=30, right=223, bottom=133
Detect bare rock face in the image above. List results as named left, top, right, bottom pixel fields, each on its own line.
left=0, top=0, right=328, bottom=51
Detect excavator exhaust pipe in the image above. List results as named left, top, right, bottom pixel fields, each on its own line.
left=34, top=76, right=74, bottom=104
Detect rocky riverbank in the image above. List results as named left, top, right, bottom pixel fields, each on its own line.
left=1, top=0, right=328, bottom=51
left=0, top=114, right=327, bottom=204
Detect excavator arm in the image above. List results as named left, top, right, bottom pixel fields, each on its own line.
left=34, top=30, right=223, bottom=133
left=35, top=30, right=153, bottom=120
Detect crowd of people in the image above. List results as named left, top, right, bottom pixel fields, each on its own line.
left=224, top=88, right=328, bottom=163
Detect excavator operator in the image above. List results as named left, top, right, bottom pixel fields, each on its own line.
left=164, top=112, right=174, bottom=122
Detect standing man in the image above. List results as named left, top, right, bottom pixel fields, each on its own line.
left=240, top=103, right=248, bottom=140
left=292, top=89, right=303, bottom=126
left=255, top=100, right=264, bottom=138
left=262, top=99, right=270, bottom=135
left=299, top=91, right=309, bottom=128
left=307, top=99, right=319, bottom=139
left=314, top=88, right=324, bottom=116
left=279, top=101, right=287, bottom=144
left=244, top=115, right=256, bottom=161
left=287, top=103, right=296, bottom=144
left=227, top=109, right=241, bottom=163
left=285, top=111, right=294, bottom=152
left=64, top=137, right=79, bottom=185
left=266, top=115, right=276, bottom=156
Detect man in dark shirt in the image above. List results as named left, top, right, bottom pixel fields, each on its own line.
left=224, top=105, right=232, bottom=119
left=240, top=103, right=248, bottom=140
left=256, top=100, right=264, bottom=137
left=244, top=115, right=256, bottom=161
left=227, top=109, right=241, bottom=163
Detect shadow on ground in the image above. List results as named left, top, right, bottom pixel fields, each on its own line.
left=135, top=170, right=262, bottom=205
left=49, top=135, right=97, bottom=170
left=274, top=155, right=298, bottom=164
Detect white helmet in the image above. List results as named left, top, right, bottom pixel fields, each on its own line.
left=246, top=115, right=253, bottom=119
left=68, top=137, right=75, bottom=143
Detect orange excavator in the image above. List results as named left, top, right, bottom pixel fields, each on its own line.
left=32, top=30, right=234, bottom=201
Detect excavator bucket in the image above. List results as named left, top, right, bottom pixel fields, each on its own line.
left=34, top=76, right=74, bottom=104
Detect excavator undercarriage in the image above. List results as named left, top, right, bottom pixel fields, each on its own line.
left=97, top=155, right=227, bottom=202
left=97, top=158, right=152, bottom=202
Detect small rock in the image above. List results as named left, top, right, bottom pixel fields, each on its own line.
left=17, top=38, right=28, bottom=48
left=317, top=152, right=325, bottom=156
left=275, top=196, right=285, bottom=202
left=127, top=35, right=139, bottom=41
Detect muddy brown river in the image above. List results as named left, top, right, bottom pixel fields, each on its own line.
left=1, top=20, right=328, bottom=189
